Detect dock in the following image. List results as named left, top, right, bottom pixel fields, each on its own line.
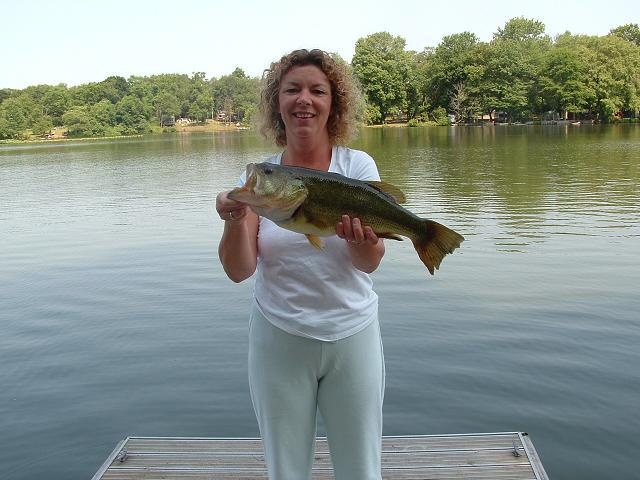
left=92, top=432, right=549, bottom=479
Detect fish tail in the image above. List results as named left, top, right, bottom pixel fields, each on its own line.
left=412, top=220, right=464, bottom=275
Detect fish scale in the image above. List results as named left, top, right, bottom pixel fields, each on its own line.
left=300, top=176, right=416, bottom=237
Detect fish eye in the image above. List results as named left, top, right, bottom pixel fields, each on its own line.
left=264, top=167, right=273, bottom=175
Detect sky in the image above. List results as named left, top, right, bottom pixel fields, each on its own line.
left=2, top=0, right=639, bottom=89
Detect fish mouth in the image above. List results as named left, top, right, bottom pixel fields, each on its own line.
left=244, top=164, right=258, bottom=191
left=232, top=163, right=257, bottom=195
left=227, top=164, right=257, bottom=202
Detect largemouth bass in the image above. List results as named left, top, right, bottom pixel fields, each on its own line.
left=228, top=162, right=464, bottom=275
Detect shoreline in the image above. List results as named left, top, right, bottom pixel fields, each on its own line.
left=3, top=121, right=636, bottom=145
left=0, top=121, right=253, bottom=145
left=1, top=122, right=431, bottom=145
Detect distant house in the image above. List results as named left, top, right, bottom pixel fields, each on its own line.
left=162, top=115, right=175, bottom=127
left=217, top=111, right=241, bottom=123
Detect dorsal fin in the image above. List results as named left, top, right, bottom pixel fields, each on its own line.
left=365, top=181, right=407, bottom=204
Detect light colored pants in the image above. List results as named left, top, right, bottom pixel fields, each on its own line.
left=248, top=305, right=385, bottom=480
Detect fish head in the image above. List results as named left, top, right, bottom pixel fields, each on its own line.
left=228, top=163, right=308, bottom=221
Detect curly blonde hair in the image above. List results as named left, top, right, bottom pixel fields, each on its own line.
left=259, top=49, right=361, bottom=147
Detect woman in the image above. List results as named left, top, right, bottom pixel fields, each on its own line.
left=216, top=49, right=385, bottom=480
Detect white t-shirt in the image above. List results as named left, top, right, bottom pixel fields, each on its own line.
left=240, top=146, right=380, bottom=341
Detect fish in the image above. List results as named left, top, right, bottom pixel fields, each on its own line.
left=228, top=162, right=464, bottom=275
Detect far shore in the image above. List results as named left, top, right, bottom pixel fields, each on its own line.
left=0, top=120, right=253, bottom=145
left=5, top=119, right=632, bottom=145
left=3, top=119, right=439, bottom=145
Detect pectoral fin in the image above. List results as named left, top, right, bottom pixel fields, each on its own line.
left=305, top=234, right=325, bottom=249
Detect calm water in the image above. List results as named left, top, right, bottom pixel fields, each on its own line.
left=1, top=126, right=639, bottom=480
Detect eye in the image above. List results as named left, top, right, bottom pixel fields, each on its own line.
left=264, top=167, right=273, bottom=175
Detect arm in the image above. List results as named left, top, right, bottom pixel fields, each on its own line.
left=335, top=150, right=385, bottom=272
left=336, top=215, right=385, bottom=274
left=216, top=191, right=259, bottom=283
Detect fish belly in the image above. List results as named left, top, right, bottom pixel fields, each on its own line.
left=277, top=213, right=336, bottom=237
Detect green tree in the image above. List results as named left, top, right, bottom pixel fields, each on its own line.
left=69, top=82, right=105, bottom=107
left=189, top=72, right=214, bottom=122
left=431, top=106, right=449, bottom=125
left=150, top=74, right=193, bottom=118
left=21, top=85, right=50, bottom=106
left=540, top=36, right=594, bottom=118
left=128, top=76, right=155, bottom=102
left=211, top=68, right=260, bottom=122
left=423, top=32, right=481, bottom=112
left=127, top=76, right=156, bottom=120
left=404, top=50, right=427, bottom=120
left=115, top=95, right=149, bottom=134
left=582, top=34, right=640, bottom=120
left=495, top=16, right=546, bottom=41
left=609, top=23, right=640, bottom=46
left=31, top=115, right=53, bottom=136
left=0, top=97, right=27, bottom=139
left=91, top=99, right=117, bottom=128
left=478, top=17, right=550, bottom=121
left=0, top=88, right=15, bottom=104
left=352, top=32, right=411, bottom=124
left=153, top=91, right=180, bottom=126
left=0, top=95, right=36, bottom=135
left=98, top=76, right=129, bottom=103
left=191, top=91, right=214, bottom=122
left=63, top=106, right=100, bottom=137
left=0, top=117, right=15, bottom=139
left=42, top=85, right=70, bottom=126
left=449, top=81, right=480, bottom=123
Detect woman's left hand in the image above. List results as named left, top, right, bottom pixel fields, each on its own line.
left=336, top=215, right=379, bottom=246
left=336, top=215, right=384, bottom=273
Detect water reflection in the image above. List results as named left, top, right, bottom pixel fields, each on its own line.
left=353, top=125, right=639, bottom=253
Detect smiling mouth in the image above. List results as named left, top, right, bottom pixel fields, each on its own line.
left=293, top=112, right=315, bottom=119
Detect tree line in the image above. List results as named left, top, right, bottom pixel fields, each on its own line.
left=1, top=18, right=639, bottom=140
left=0, top=67, right=260, bottom=140
left=353, top=19, right=640, bottom=125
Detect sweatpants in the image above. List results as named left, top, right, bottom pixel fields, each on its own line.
left=248, top=304, right=385, bottom=480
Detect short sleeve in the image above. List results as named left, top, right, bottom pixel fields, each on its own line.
left=334, top=147, right=380, bottom=182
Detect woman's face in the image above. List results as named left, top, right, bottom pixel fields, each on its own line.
left=278, top=64, right=332, bottom=143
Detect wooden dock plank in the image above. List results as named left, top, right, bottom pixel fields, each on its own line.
left=94, top=433, right=547, bottom=480
left=101, top=465, right=537, bottom=480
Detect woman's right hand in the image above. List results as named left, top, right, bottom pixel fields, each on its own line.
left=216, top=190, right=249, bottom=222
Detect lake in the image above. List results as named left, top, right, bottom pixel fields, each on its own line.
left=1, top=125, right=638, bottom=480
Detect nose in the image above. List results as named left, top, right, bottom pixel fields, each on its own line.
left=296, top=89, right=312, bottom=106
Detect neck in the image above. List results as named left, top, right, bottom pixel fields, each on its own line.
left=282, top=136, right=333, bottom=171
